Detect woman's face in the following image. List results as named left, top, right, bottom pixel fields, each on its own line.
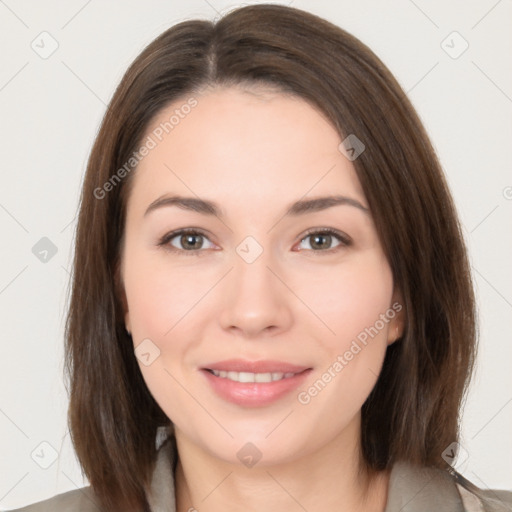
left=120, top=85, right=403, bottom=465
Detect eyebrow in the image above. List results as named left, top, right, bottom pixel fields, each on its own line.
left=144, top=194, right=369, bottom=218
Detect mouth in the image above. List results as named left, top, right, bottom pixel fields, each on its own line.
left=199, top=360, right=313, bottom=407
left=201, top=358, right=311, bottom=374
left=204, top=368, right=307, bottom=383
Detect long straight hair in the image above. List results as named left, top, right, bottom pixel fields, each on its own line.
left=64, top=4, right=477, bottom=510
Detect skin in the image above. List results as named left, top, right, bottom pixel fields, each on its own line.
left=120, top=85, right=404, bottom=512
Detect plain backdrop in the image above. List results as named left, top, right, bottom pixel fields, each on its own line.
left=0, top=0, right=511, bottom=509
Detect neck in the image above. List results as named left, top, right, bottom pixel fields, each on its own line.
left=173, top=416, right=390, bottom=512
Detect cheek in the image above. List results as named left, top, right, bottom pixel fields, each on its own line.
left=123, top=248, right=215, bottom=404
left=123, top=249, right=208, bottom=338
left=302, top=253, right=394, bottom=346
left=122, top=250, right=206, bottom=424
left=295, top=254, right=394, bottom=416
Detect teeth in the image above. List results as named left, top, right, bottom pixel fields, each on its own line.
left=210, top=370, right=296, bottom=382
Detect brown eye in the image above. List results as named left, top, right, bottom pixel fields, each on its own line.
left=158, top=229, right=214, bottom=255
left=176, top=233, right=205, bottom=250
left=298, top=228, right=351, bottom=253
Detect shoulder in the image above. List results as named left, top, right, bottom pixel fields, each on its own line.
left=452, top=471, right=512, bottom=512
left=5, top=486, right=101, bottom=512
left=6, top=427, right=176, bottom=512
left=387, top=461, right=512, bottom=512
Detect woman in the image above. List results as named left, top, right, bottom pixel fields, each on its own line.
left=9, top=4, right=512, bottom=512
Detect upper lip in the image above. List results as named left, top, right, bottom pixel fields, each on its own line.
left=202, top=359, right=311, bottom=374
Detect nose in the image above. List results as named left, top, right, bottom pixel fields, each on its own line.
left=217, top=243, right=293, bottom=339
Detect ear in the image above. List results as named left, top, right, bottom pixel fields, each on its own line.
left=387, top=287, right=405, bottom=346
left=114, top=259, right=131, bottom=334
left=124, top=306, right=131, bottom=335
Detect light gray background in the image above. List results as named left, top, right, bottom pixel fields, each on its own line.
left=1, top=0, right=511, bottom=509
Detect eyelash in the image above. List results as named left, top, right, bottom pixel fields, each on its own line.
left=157, top=227, right=352, bottom=257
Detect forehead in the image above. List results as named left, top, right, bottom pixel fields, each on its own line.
left=126, top=86, right=366, bottom=217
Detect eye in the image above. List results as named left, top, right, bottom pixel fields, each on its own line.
left=158, top=227, right=351, bottom=256
left=158, top=229, right=215, bottom=255
left=296, top=228, right=351, bottom=254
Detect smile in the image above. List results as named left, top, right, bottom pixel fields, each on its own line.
left=202, top=367, right=312, bottom=407
left=207, top=370, right=297, bottom=383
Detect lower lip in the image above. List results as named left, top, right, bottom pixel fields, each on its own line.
left=201, top=368, right=312, bottom=407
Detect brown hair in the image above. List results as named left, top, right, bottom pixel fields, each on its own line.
left=64, top=4, right=477, bottom=511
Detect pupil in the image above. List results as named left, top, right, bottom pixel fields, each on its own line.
left=183, top=234, right=201, bottom=250
left=312, top=234, right=330, bottom=250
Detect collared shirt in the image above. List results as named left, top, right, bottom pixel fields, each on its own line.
left=8, top=428, right=512, bottom=512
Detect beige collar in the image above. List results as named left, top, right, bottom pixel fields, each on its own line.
left=146, top=427, right=488, bottom=512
